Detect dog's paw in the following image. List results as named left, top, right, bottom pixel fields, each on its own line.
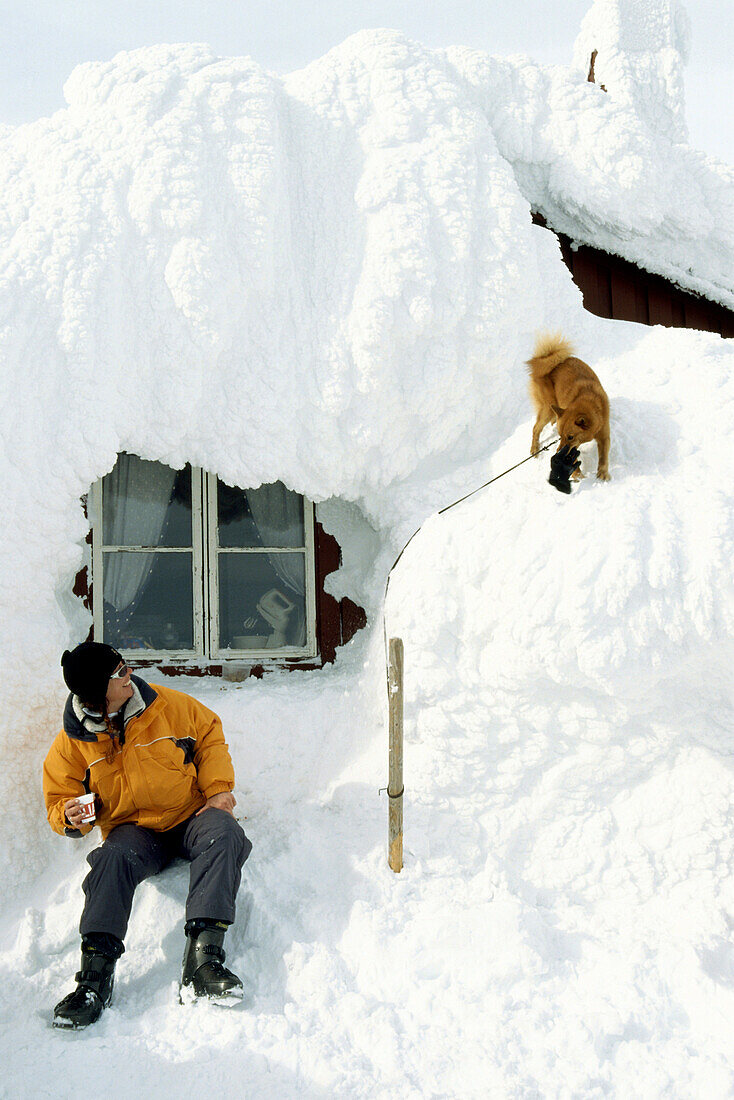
left=571, top=468, right=584, bottom=481
left=596, top=470, right=611, bottom=481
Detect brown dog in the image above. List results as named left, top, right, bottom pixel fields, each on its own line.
left=527, top=334, right=610, bottom=480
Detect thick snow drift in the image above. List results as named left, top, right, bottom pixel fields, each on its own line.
left=1, top=14, right=734, bottom=1098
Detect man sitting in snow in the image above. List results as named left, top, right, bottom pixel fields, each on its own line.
left=43, top=641, right=252, bottom=1029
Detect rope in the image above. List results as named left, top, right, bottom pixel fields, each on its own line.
left=437, top=438, right=558, bottom=517
left=383, top=435, right=557, bottom=611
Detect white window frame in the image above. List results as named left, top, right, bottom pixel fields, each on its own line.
left=90, top=462, right=318, bottom=663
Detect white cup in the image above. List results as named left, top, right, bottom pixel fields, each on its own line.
left=77, top=792, right=96, bottom=824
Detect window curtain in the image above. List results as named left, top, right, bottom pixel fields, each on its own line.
left=103, top=455, right=178, bottom=615
left=246, top=483, right=306, bottom=597
left=246, top=482, right=306, bottom=645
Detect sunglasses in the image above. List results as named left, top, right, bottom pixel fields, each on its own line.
left=109, top=663, right=130, bottom=680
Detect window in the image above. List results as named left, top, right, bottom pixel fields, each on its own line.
left=89, top=454, right=317, bottom=661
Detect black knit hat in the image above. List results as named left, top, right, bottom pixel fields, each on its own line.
left=61, top=642, right=123, bottom=707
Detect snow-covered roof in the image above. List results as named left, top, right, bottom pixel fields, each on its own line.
left=1, top=11, right=731, bottom=358
left=443, top=0, right=734, bottom=310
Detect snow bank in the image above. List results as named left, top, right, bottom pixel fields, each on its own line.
left=389, top=325, right=734, bottom=701
left=1, top=10, right=734, bottom=1096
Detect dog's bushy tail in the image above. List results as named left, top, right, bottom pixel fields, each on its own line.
left=526, top=332, right=575, bottom=377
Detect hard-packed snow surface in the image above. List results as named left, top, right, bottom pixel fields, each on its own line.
left=2, top=7, right=734, bottom=1097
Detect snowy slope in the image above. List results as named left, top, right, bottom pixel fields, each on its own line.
left=1, top=12, right=734, bottom=1098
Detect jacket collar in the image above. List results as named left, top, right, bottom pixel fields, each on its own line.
left=63, top=675, right=158, bottom=742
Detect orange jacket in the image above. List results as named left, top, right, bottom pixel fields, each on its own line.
left=43, top=678, right=235, bottom=839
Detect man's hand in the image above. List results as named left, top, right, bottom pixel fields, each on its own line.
left=64, top=797, right=90, bottom=829
left=196, top=791, right=236, bottom=816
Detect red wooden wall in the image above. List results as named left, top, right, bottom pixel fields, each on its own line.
left=533, top=213, right=734, bottom=338
left=313, top=523, right=368, bottom=665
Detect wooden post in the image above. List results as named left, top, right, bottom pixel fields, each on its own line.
left=388, top=637, right=404, bottom=872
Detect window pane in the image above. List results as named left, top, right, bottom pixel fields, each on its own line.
left=217, top=479, right=304, bottom=548
left=218, top=553, right=306, bottom=650
left=103, top=551, right=193, bottom=651
left=102, top=454, right=192, bottom=548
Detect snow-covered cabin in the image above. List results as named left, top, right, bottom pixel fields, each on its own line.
left=3, top=1, right=734, bottom=1092
left=9, top=0, right=731, bottom=685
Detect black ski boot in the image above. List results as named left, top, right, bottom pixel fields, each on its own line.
left=180, top=920, right=243, bottom=1006
left=53, top=934, right=123, bottom=1030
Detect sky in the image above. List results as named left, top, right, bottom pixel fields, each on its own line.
left=0, top=0, right=732, bottom=163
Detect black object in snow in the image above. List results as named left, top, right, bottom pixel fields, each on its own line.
left=548, top=444, right=581, bottom=494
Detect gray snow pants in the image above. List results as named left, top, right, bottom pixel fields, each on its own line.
left=79, top=808, right=252, bottom=942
